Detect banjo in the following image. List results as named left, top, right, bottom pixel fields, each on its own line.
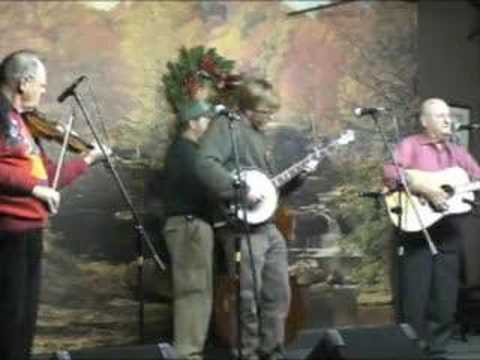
left=228, top=129, right=355, bottom=225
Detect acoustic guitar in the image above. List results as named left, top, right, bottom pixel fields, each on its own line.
left=384, top=166, right=480, bottom=232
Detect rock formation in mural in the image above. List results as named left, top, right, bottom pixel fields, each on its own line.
left=0, top=0, right=417, bottom=354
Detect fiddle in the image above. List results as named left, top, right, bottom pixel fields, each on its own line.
left=21, top=109, right=94, bottom=153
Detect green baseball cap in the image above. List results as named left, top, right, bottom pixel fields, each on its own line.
left=178, top=101, right=213, bottom=123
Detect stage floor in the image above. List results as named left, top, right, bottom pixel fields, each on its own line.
left=283, top=332, right=480, bottom=360
left=33, top=332, right=480, bottom=359
left=203, top=332, right=480, bottom=359
left=444, top=335, right=480, bottom=360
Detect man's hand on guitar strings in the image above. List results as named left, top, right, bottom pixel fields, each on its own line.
left=405, top=170, right=449, bottom=211
left=421, top=188, right=449, bottom=212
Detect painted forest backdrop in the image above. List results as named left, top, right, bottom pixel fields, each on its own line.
left=0, top=1, right=418, bottom=354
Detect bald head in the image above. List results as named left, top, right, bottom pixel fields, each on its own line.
left=0, top=50, right=46, bottom=110
left=0, top=50, right=43, bottom=88
left=421, top=98, right=448, bottom=116
left=420, top=98, right=452, bottom=141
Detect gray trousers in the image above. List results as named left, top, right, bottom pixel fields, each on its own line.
left=164, top=216, right=214, bottom=359
left=216, top=223, right=290, bottom=360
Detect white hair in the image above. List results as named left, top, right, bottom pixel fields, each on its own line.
left=0, top=49, right=44, bottom=90
left=420, top=98, right=448, bottom=116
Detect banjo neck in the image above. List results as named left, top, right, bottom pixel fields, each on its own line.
left=272, top=141, right=340, bottom=188
left=229, top=129, right=355, bottom=225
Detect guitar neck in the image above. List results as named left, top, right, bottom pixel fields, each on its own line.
left=458, top=181, right=480, bottom=194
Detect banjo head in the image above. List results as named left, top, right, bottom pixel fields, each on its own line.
left=236, top=169, right=279, bottom=225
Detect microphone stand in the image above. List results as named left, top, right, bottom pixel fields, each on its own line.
left=66, top=89, right=166, bottom=344
left=369, top=111, right=438, bottom=324
left=225, top=111, right=262, bottom=360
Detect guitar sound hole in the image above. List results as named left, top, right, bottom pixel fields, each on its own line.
left=441, top=185, right=454, bottom=196
left=391, top=206, right=402, bottom=215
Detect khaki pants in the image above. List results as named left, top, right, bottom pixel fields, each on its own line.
left=164, top=216, right=214, bottom=359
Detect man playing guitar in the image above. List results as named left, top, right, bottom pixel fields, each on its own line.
left=384, top=98, right=480, bottom=357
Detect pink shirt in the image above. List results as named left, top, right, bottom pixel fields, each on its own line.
left=384, top=133, right=480, bottom=189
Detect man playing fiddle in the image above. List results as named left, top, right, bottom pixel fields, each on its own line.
left=0, top=49, right=108, bottom=360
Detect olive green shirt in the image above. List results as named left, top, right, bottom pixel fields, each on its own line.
left=196, top=115, right=273, bottom=201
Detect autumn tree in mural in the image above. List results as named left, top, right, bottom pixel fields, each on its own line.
left=0, top=0, right=418, bottom=353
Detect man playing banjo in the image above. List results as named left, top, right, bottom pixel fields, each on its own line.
left=196, top=77, right=317, bottom=360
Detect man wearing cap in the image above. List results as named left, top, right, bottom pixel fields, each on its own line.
left=162, top=100, right=215, bottom=360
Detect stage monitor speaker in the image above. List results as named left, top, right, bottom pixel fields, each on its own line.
left=301, top=323, right=427, bottom=360
left=51, top=342, right=176, bottom=360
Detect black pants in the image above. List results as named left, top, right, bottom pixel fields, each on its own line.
left=0, top=229, right=43, bottom=360
left=392, top=215, right=467, bottom=354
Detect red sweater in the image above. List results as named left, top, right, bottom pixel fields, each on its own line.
left=0, top=110, right=88, bottom=232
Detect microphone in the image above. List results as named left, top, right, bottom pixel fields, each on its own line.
left=214, top=104, right=242, bottom=121
left=353, top=107, right=387, bottom=117
left=455, top=123, right=480, bottom=131
left=57, top=75, right=87, bottom=103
